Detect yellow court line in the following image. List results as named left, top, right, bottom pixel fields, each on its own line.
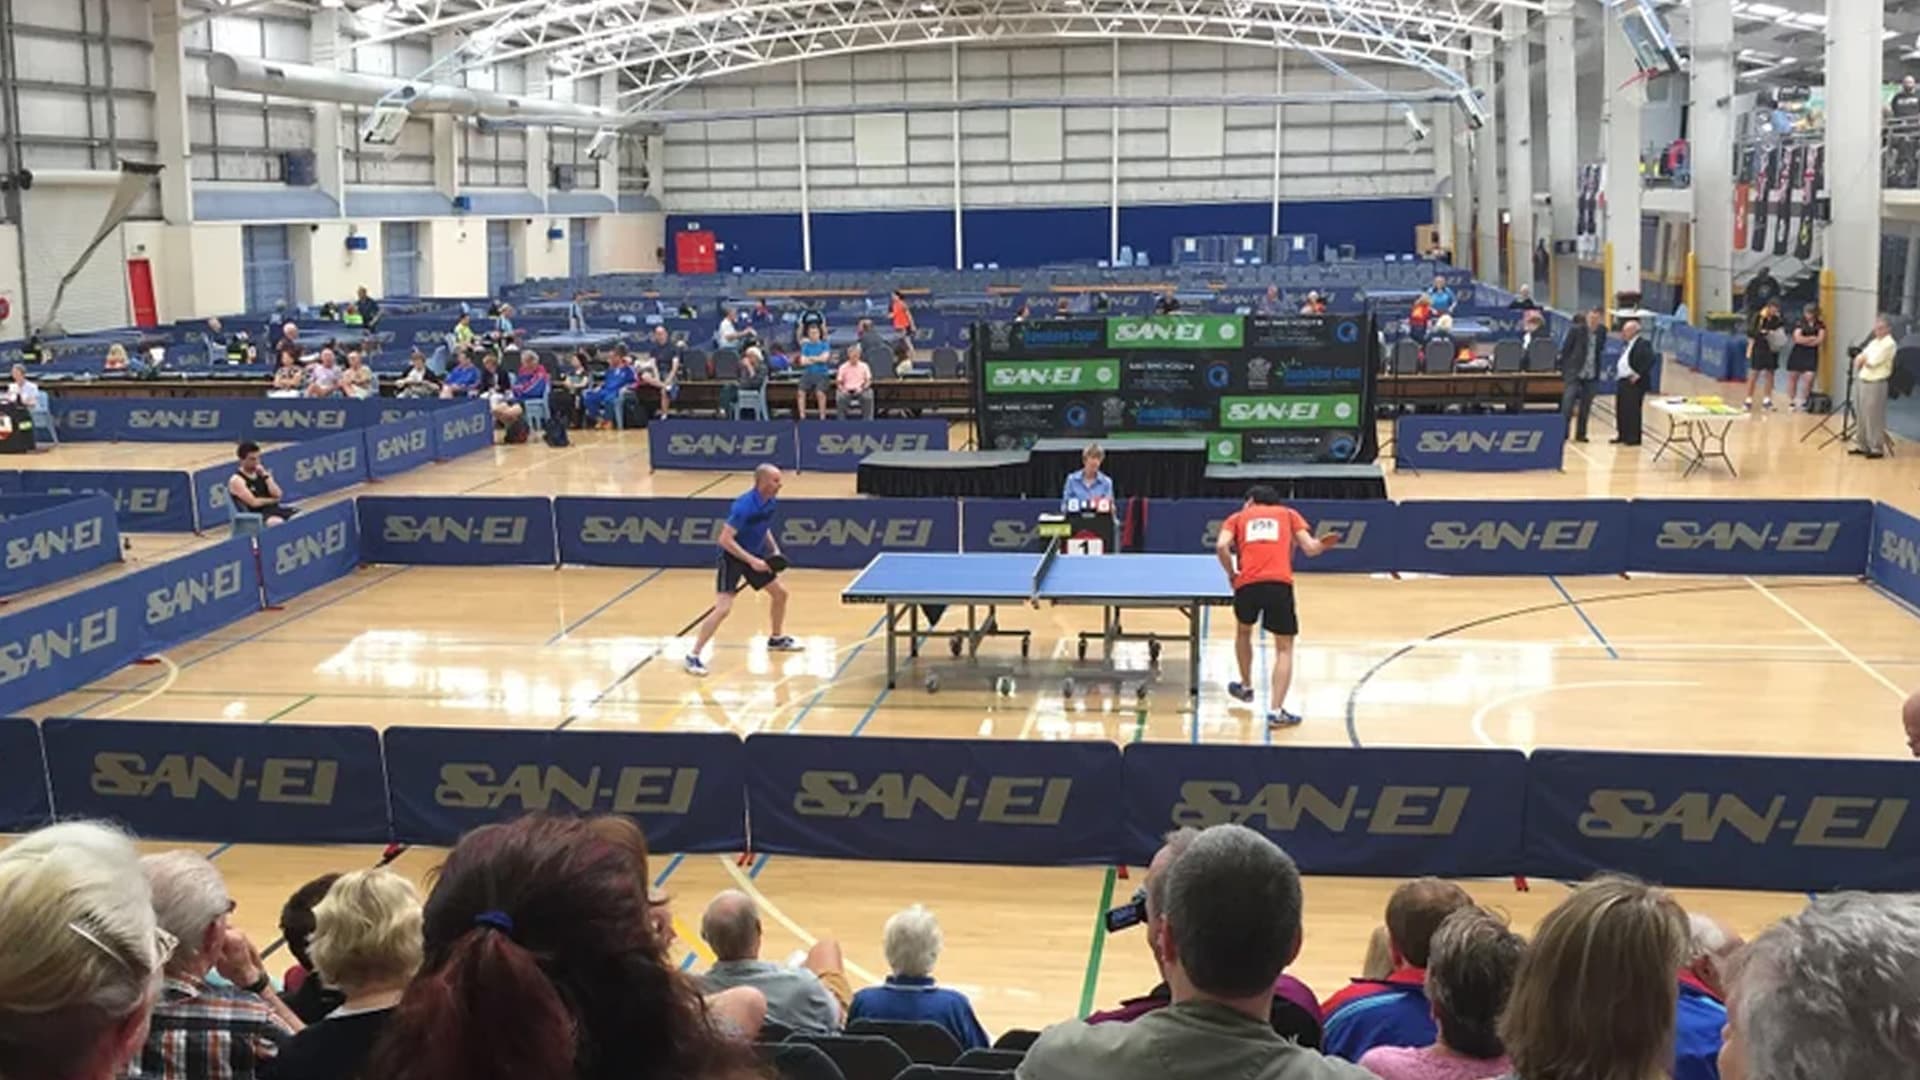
left=1468, top=679, right=1701, bottom=750
left=95, top=655, right=181, bottom=719
left=673, top=915, right=713, bottom=965
left=1743, top=576, right=1908, bottom=698
left=717, top=854, right=882, bottom=987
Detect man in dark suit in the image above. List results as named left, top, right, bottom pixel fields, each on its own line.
left=1557, top=307, right=1608, bottom=442
left=1612, top=319, right=1656, bottom=446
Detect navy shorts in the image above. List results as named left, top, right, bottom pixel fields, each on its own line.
left=716, top=552, right=774, bottom=593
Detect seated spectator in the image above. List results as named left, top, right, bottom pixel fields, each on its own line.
left=1360, top=927, right=1393, bottom=980
left=796, top=325, right=833, bottom=419
left=0, top=821, right=163, bottom=1080
left=1507, top=285, right=1541, bottom=311
left=495, top=351, right=548, bottom=429
left=848, top=905, right=989, bottom=1050
left=561, top=350, right=593, bottom=427
left=270, top=353, right=304, bottom=397
left=228, top=441, right=298, bottom=525
left=1019, top=825, right=1369, bottom=1080
left=267, top=869, right=422, bottom=1080
left=276, top=323, right=304, bottom=367
left=1300, top=291, right=1327, bottom=315
left=340, top=350, right=376, bottom=400
left=716, top=306, right=744, bottom=350
left=277, top=874, right=346, bottom=1024
left=1155, top=291, right=1181, bottom=315
left=1321, top=878, right=1474, bottom=1061
left=305, top=349, right=343, bottom=399
left=1087, top=828, right=1323, bottom=1048
left=584, top=351, right=635, bottom=429
left=354, top=285, right=381, bottom=328
left=491, top=304, right=516, bottom=342
left=1674, top=914, right=1741, bottom=1080
left=892, top=337, right=917, bottom=377
left=836, top=344, right=874, bottom=420
left=364, top=816, right=758, bottom=1080
left=638, top=329, right=679, bottom=417
left=1718, top=893, right=1920, bottom=1080
left=3, top=362, right=39, bottom=406
left=396, top=351, right=439, bottom=399
left=226, top=330, right=258, bottom=365
left=441, top=351, right=482, bottom=399
left=477, top=352, right=514, bottom=401
left=1014, top=302, right=1032, bottom=322
left=856, top=318, right=889, bottom=372
left=699, top=891, right=848, bottom=1035
left=1499, top=875, right=1687, bottom=1080
left=1408, top=297, right=1434, bottom=342
left=1357, top=907, right=1524, bottom=1080
left=105, top=343, right=130, bottom=371
left=129, top=851, right=300, bottom=1079
left=737, top=346, right=767, bottom=390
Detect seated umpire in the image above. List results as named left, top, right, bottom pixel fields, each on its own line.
left=1062, top=442, right=1114, bottom=510
left=228, top=441, right=298, bottom=524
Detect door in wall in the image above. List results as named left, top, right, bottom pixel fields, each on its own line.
left=242, top=225, right=294, bottom=315
left=569, top=217, right=591, bottom=279
left=126, top=259, right=157, bottom=327
left=382, top=222, right=420, bottom=297
left=486, top=220, right=514, bottom=297
left=675, top=230, right=717, bottom=275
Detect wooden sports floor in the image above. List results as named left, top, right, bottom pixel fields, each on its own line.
left=13, top=364, right=1920, bottom=1034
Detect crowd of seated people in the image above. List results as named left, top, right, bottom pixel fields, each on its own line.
left=3, top=816, right=1918, bottom=1080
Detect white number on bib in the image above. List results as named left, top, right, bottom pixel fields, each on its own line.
left=1244, top=518, right=1283, bottom=543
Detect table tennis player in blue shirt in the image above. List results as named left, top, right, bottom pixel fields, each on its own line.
left=1061, top=443, right=1114, bottom=510
left=687, top=463, right=803, bottom=676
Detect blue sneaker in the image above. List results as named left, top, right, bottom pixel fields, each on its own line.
left=1267, top=709, right=1303, bottom=728
left=684, top=654, right=709, bottom=677
left=1227, top=681, right=1255, bottom=703
left=767, top=635, right=802, bottom=652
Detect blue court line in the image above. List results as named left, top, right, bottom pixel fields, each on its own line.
left=785, top=613, right=889, bottom=733
left=1192, top=607, right=1209, bottom=745
left=545, top=567, right=667, bottom=644
left=680, top=953, right=697, bottom=971
left=749, top=852, right=772, bottom=878
left=1549, top=576, right=1619, bottom=659
left=848, top=687, right=894, bottom=738
left=654, top=852, right=688, bottom=888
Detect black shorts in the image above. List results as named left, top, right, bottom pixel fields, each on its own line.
left=1748, top=344, right=1779, bottom=371
left=259, top=504, right=298, bottom=522
left=1786, top=347, right=1819, bottom=373
left=1233, top=581, right=1299, bottom=636
left=715, top=552, right=773, bottom=594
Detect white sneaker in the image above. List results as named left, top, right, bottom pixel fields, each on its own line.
left=1744, top=397, right=1753, bottom=409
left=684, top=654, right=709, bottom=677
left=1764, top=397, right=1774, bottom=410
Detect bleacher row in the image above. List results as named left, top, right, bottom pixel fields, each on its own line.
left=757, top=1018, right=1036, bottom=1080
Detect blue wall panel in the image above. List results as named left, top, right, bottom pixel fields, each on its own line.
left=963, top=205, right=1109, bottom=268
left=1277, top=198, right=1429, bottom=257
left=1119, top=201, right=1272, bottom=265
left=813, top=209, right=955, bottom=271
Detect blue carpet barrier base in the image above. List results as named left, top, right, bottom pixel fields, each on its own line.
left=3, top=492, right=1917, bottom=894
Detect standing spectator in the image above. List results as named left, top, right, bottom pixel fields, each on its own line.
left=1499, top=876, right=1688, bottom=1080
left=305, top=349, right=343, bottom=399
left=1717, top=893, right=1920, bottom=1080
left=1357, top=907, right=1524, bottom=1080
left=1611, top=320, right=1654, bottom=448
left=1556, top=308, right=1607, bottom=443
left=1408, top=296, right=1434, bottom=342
left=640, top=327, right=681, bottom=416
left=796, top=325, right=833, bottom=419
left=1018, top=826, right=1370, bottom=1080
left=228, top=442, right=298, bottom=525
left=1258, top=285, right=1283, bottom=316
left=363, top=816, right=760, bottom=1080
left=0, top=821, right=164, bottom=1080
left=1851, top=314, right=1896, bottom=459
left=856, top=317, right=889, bottom=370
left=848, top=906, right=989, bottom=1051
left=129, top=852, right=301, bottom=1079
left=1321, top=879, right=1475, bottom=1061
left=1743, top=266, right=1779, bottom=315
left=1745, top=299, right=1784, bottom=410
left=716, top=306, right=744, bottom=350
left=267, top=869, right=421, bottom=1080
left=276, top=324, right=304, bottom=367
left=1784, top=303, right=1826, bottom=411
left=340, top=351, right=376, bottom=400
left=491, top=304, right=516, bottom=342
left=836, top=343, right=874, bottom=420
left=890, top=289, right=917, bottom=338
left=396, top=350, right=439, bottom=399
left=3, top=362, right=39, bottom=406
left=354, top=285, right=381, bottom=328
left=452, top=312, right=476, bottom=350
left=584, top=351, right=635, bottom=429
left=441, top=351, right=482, bottom=399
left=277, top=874, right=346, bottom=1025
left=699, top=891, right=848, bottom=1036
left=1427, top=276, right=1456, bottom=315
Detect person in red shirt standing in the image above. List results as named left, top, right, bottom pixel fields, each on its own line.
left=889, top=290, right=916, bottom=337
left=1215, top=485, right=1336, bottom=727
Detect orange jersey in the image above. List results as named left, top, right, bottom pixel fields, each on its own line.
left=1224, top=504, right=1309, bottom=588
left=890, top=297, right=912, bottom=330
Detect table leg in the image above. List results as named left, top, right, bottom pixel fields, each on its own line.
left=885, top=604, right=899, bottom=688
left=909, top=603, right=920, bottom=657
left=1704, top=419, right=1738, bottom=476
left=1651, top=414, right=1679, bottom=463
left=1188, top=606, right=1202, bottom=700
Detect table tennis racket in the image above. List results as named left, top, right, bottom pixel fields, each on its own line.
left=745, top=554, right=790, bottom=590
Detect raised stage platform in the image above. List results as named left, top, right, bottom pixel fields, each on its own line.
left=858, top=441, right=1387, bottom=501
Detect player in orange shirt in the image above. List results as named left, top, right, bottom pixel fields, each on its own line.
left=1215, top=485, right=1337, bottom=727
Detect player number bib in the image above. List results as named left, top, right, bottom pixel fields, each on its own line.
left=1244, top=518, right=1283, bottom=543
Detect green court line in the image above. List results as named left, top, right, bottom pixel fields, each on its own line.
left=261, top=694, right=316, bottom=724
left=1077, top=866, right=1119, bottom=1017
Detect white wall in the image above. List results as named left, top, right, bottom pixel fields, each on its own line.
left=290, top=220, right=385, bottom=305
left=516, top=219, right=572, bottom=281
left=420, top=219, right=489, bottom=297
left=594, top=213, right=665, bottom=272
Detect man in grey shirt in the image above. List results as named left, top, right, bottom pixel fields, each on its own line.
left=1018, top=826, right=1371, bottom=1080
left=698, top=890, right=846, bottom=1035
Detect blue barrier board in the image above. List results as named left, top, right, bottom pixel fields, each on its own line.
left=0, top=717, right=50, bottom=831
left=41, top=718, right=390, bottom=844
left=649, top=419, right=796, bottom=472
left=19, top=470, right=196, bottom=532
left=0, top=492, right=94, bottom=519
left=358, top=495, right=556, bottom=565
left=796, top=420, right=949, bottom=473
left=1141, top=498, right=1398, bottom=573
left=555, top=496, right=726, bottom=567
left=1122, top=743, right=1528, bottom=876
left=1627, top=499, right=1873, bottom=576
left=382, top=727, right=748, bottom=851
left=47, top=398, right=235, bottom=443
left=365, top=411, right=436, bottom=480
left=1395, top=499, right=1630, bottom=576
left=0, top=585, right=140, bottom=711
left=191, top=462, right=233, bottom=528
left=122, top=534, right=261, bottom=654
left=1395, top=414, right=1565, bottom=472
left=960, top=499, right=1054, bottom=553
left=433, top=399, right=492, bottom=460
left=238, top=400, right=360, bottom=443
left=745, top=734, right=1125, bottom=865
left=556, top=496, right=958, bottom=570
left=260, top=499, right=360, bottom=607
left=0, top=494, right=120, bottom=597
left=1870, top=501, right=1920, bottom=613
left=263, top=429, right=368, bottom=504
left=1526, top=748, right=1920, bottom=892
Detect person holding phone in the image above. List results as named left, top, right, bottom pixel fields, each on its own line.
left=227, top=441, right=298, bottom=524
left=686, top=463, right=802, bottom=676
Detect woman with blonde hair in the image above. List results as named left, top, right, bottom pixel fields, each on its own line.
left=268, top=868, right=423, bottom=1080
left=1499, top=875, right=1689, bottom=1080
left=0, top=821, right=167, bottom=1080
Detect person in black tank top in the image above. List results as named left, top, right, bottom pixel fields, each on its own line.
left=228, top=440, right=298, bottom=523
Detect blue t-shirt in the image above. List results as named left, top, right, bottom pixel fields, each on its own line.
left=726, top=488, right=777, bottom=556
left=1062, top=470, right=1114, bottom=510
left=800, top=339, right=832, bottom=374
left=1428, top=286, right=1456, bottom=313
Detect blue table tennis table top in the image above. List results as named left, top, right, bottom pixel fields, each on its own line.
left=843, top=552, right=1233, bottom=606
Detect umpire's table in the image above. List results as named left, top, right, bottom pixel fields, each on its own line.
left=841, top=550, right=1234, bottom=699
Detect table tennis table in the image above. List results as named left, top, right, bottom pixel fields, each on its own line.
left=842, top=551, right=1234, bottom=699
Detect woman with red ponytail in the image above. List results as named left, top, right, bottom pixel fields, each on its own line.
left=365, top=816, right=761, bottom=1080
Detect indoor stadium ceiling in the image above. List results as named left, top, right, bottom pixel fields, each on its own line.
left=1657, top=0, right=1920, bottom=88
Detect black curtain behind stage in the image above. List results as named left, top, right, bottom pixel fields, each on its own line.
left=855, top=450, right=1031, bottom=498
left=1026, top=437, right=1207, bottom=501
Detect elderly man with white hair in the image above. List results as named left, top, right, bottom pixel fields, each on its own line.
left=1718, top=893, right=1920, bottom=1080
left=126, top=852, right=300, bottom=1080
left=847, top=905, right=990, bottom=1050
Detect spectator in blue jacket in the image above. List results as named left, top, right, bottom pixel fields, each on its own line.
left=1321, top=878, right=1473, bottom=1061
left=585, top=352, right=637, bottom=428
left=441, top=351, right=482, bottom=399
left=847, top=906, right=988, bottom=1051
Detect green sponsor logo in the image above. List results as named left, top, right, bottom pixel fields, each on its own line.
left=985, top=359, right=1119, bottom=394
left=1219, top=395, right=1360, bottom=429
left=1207, top=434, right=1242, bottom=464
left=1106, top=316, right=1241, bottom=349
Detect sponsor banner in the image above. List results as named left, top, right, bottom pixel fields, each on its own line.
left=237, top=400, right=361, bottom=443
left=1122, top=743, right=1528, bottom=876
left=961, top=499, right=1055, bottom=553
left=648, top=420, right=796, bottom=472
left=0, top=717, right=50, bottom=831
left=0, top=584, right=139, bottom=711
left=0, top=493, right=93, bottom=519
left=382, top=727, right=748, bottom=851
left=261, top=430, right=368, bottom=504
left=796, top=420, right=949, bottom=473
left=41, top=718, right=389, bottom=844
left=120, top=534, right=261, bottom=654
left=0, top=494, right=120, bottom=597
left=365, top=412, right=437, bottom=480
left=260, top=500, right=360, bottom=606
left=358, top=496, right=557, bottom=565
left=1140, top=498, right=1398, bottom=574
left=19, top=470, right=196, bottom=532
left=1395, top=499, right=1631, bottom=576
left=1219, top=394, right=1362, bottom=430
left=1526, top=749, right=1920, bottom=892
left=1869, top=501, right=1920, bottom=612
left=744, top=734, right=1125, bottom=864
left=983, top=358, right=1121, bottom=396
left=1106, top=315, right=1244, bottom=350
left=1395, top=414, right=1565, bottom=472
left=974, top=318, right=1108, bottom=358
left=433, top=399, right=493, bottom=460
left=45, top=398, right=237, bottom=443
left=555, top=496, right=959, bottom=570
left=376, top=398, right=461, bottom=425
left=557, top=496, right=727, bottom=567
left=1628, top=500, right=1873, bottom=576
